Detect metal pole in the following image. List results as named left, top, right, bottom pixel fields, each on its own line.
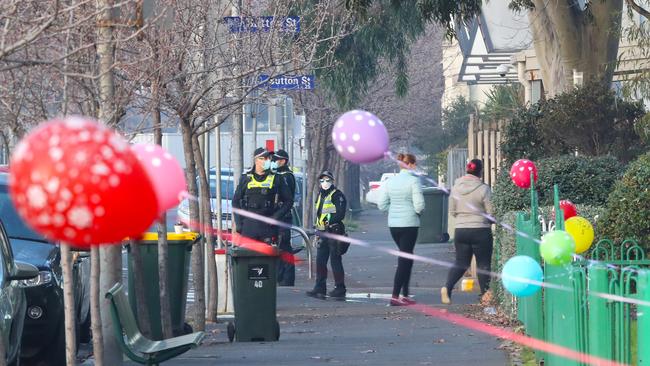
left=203, top=131, right=210, bottom=311
left=301, top=113, right=309, bottom=232
left=283, top=97, right=288, bottom=149
left=252, top=104, right=257, bottom=151
left=215, top=122, right=223, bottom=249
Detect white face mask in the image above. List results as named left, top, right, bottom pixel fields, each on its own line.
left=320, top=181, right=333, bottom=190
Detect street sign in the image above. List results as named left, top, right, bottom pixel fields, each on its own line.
left=223, top=16, right=300, bottom=34
left=258, top=74, right=315, bottom=90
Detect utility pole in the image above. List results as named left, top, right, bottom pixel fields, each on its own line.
left=278, top=96, right=286, bottom=149
left=231, top=0, right=244, bottom=187
left=96, top=0, right=121, bottom=364
left=215, top=122, right=223, bottom=248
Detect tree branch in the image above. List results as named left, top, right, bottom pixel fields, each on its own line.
left=626, top=0, right=650, bottom=18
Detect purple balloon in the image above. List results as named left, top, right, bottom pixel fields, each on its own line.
left=331, top=110, right=389, bottom=164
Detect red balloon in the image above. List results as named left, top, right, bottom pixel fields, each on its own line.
left=8, top=117, right=159, bottom=247
left=510, top=159, right=538, bottom=188
left=559, top=200, right=578, bottom=221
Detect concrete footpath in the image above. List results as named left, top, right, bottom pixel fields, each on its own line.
left=135, top=208, right=508, bottom=366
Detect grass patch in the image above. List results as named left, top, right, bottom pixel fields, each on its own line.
left=343, top=218, right=360, bottom=232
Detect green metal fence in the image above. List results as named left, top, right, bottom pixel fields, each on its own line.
left=513, top=184, right=650, bottom=365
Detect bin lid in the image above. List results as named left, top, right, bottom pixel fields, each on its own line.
left=140, top=232, right=200, bottom=242
left=422, top=187, right=449, bottom=195
left=228, top=245, right=280, bottom=257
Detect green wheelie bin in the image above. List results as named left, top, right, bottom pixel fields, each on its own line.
left=416, top=187, right=450, bottom=243
left=227, top=245, right=280, bottom=342
left=127, top=232, right=200, bottom=340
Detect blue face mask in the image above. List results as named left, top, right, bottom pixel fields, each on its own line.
left=262, top=159, right=272, bottom=170
left=270, top=161, right=279, bottom=172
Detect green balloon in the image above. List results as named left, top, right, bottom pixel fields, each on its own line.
left=540, top=230, right=576, bottom=266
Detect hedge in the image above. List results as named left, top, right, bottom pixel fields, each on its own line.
left=599, top=151, right=650, bottom=250
left=492, top=154, right=624, bottom=218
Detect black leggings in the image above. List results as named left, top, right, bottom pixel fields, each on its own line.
left=389, top=227, right=419, bottom=298
left=445, top=228, right=493, bottom=296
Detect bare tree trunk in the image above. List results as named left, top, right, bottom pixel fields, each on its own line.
left=153, top=82, right=173, bottom=339
left=60, top=243, right=77, bottom=366
left=96, top=0, right=122, bottom=362
left=129, top=240, right=152, bottom=338
left=529, top=0, right=623, bottom=95
left=193, top=134, right=218, bottom=322
left=180, top=119, right=206, bottom=331
left=90, top=246, right=104, bottom=366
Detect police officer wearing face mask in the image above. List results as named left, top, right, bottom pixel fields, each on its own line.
left=271, top=149, right=298, bottom=286
left=306, top=170, right=348, bottom=300
left=232, top=147, right=293, bottom=244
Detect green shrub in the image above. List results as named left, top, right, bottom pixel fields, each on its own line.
left=492, top=155, right=624, bottom=218
left=599, top=152, right=650, bottom=249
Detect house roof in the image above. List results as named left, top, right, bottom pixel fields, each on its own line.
left=456, top=1, right=532, bottom=84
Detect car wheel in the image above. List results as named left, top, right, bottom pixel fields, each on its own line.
left=274, top=320, right=280, bottom=341
left=47, top=323, right=67, bottom=366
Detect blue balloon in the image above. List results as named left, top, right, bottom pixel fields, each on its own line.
left=501, top=255, right=543, bottom=297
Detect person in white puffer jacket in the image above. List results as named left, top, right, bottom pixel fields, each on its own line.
left=378, top=153, right=425, bottom=306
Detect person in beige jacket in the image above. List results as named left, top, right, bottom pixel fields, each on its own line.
left=441, top=159, right=494, bottom=304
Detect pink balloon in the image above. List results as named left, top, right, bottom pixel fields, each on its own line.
left=510, top=159, right=538, bottom=189
left=131, top=143, right=187, bottom=214
left=331, top=110, right=389, bottom=164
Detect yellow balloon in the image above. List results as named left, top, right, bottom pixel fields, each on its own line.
left=565, top=216, right=595, bottom=254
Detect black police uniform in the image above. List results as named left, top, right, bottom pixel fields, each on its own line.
left=274, top=153, right=297, bottom=285
left=308, top=181, right=347, bottom=298
left=232, top=169, right=293, bottom=243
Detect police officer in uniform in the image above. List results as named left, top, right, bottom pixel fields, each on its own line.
left=306, top=170, right=348, bottom=299
left=272, top=149, right=297, bottom=286
left=232, top=147, right=293, bottom=244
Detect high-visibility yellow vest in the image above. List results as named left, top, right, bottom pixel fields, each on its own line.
left=315, top=190, right=337, bottom=230
left=246, top=173, right=275, bottom=189
left=244, top=174, right=276, bottom=212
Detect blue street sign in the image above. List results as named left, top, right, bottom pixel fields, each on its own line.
left=224, top=16, right=300, bottom=34
left=258, top=75, right=315, bottom=90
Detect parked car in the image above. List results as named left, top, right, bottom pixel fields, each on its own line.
left=0, top=218, right=38, bottom=366
left=177, top=169, right=236, bottom=231
left=365, top=173, right=398, bottom=205
left=0, top=174, right=91, bottom=365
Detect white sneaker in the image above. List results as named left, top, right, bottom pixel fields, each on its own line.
left=440, top=287, right=451, bottom=304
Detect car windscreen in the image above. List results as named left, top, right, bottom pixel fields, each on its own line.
left=0, top=186, right=47, bottom=242
left=210, top=178, right=236, bottom=199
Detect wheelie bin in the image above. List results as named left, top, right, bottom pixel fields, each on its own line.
left=127, top=232, right=200, bottom=340
left=227, top=245, right=280, bottom=342
left=416, top=187, right=450, bottom=243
